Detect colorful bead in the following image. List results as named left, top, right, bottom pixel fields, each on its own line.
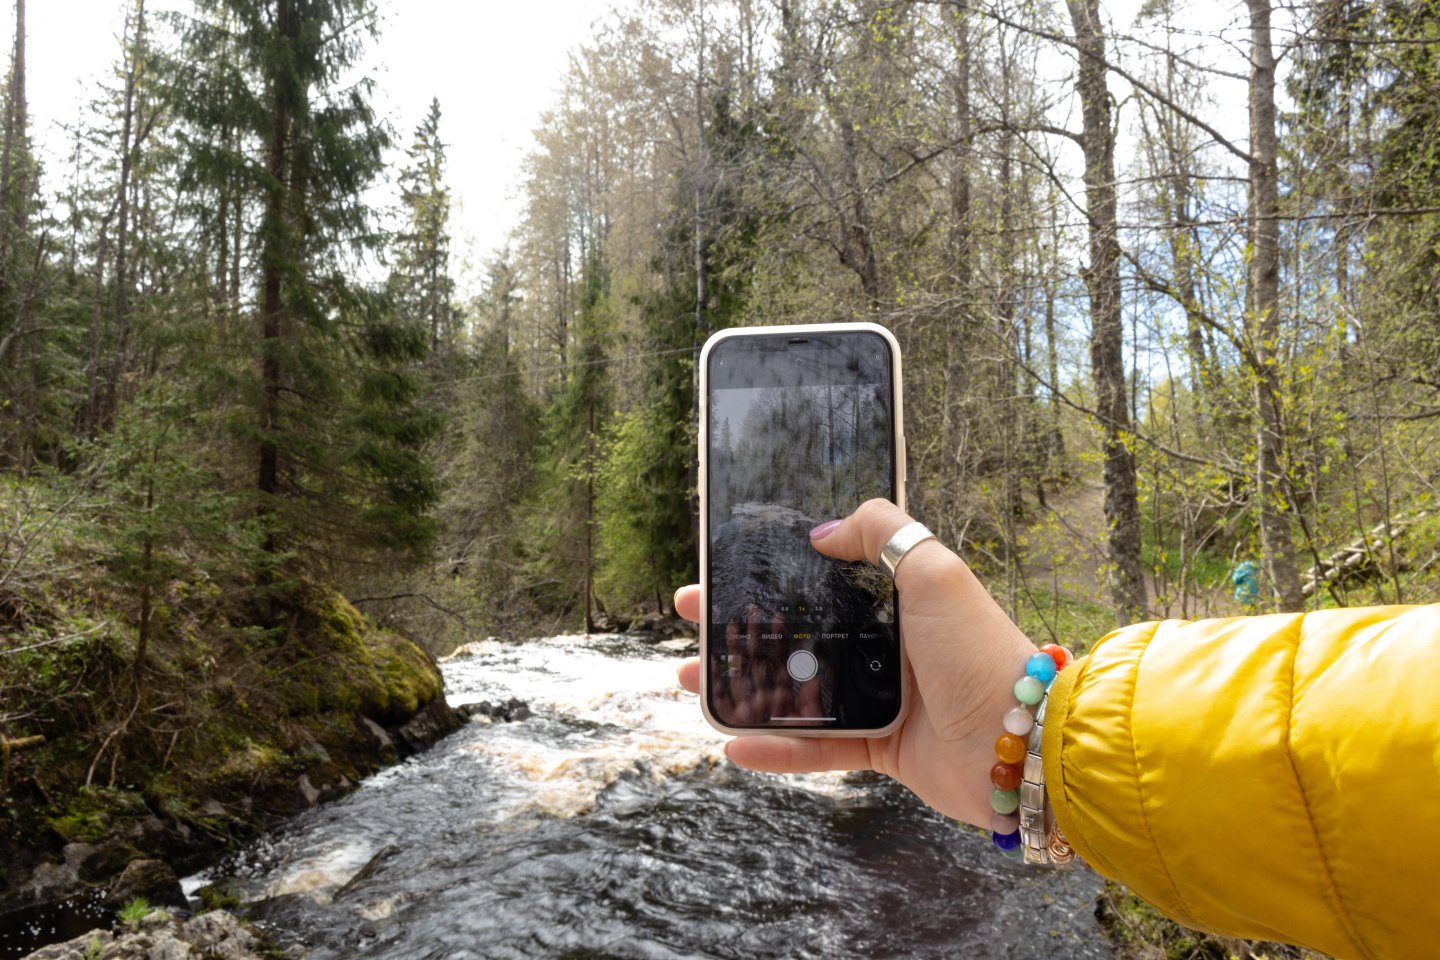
left=992, top=829, right=1021, bottom=851
left=991, top=810, right=1020, bottom=834
left=1014, top=676, right=1045, bottom=705
left=1026, top=652, right=1058, bottom=683
left=1002, top=706, right=1034, bottom=736
left=1040, top=643, right=1069, bottom=670
left=1001, top=845, right=1023, bottom=860
left=995, top=733, right=1027, bottom=764
left=990, top=761, right=1022, bottom=791
left=990, top=788, right=1020, bottom=814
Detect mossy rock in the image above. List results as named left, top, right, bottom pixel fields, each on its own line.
left=269, top=581, right=442, bottom=725
left=194, top=882, right=241, bottom=911
left=46, top=789, right=147, bottom=844
left=105, top=859, right=188, bottom=911
left=77, top=841, right=145, bottom=883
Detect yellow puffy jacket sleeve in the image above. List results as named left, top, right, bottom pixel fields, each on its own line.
left=1042, top=605, right=1440, bottom=960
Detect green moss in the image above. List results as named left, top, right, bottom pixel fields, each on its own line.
left=214, top=741, right=290, bottom=783
left=194, top=883, right=241, bottom=911
left=268, top=581, right=442, bottom=724
left=45, top=789, right=146, bottom=843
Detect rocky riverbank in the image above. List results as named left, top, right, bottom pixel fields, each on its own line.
left=21, top=908, right=281, bottom=960
left=0, top=580, right=464, bottom=926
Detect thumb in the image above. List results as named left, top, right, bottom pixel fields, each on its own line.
left=808, top=498, right=915, bottom=565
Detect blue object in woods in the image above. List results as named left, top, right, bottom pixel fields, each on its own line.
left=1232, top=560, right=1263, bottom=607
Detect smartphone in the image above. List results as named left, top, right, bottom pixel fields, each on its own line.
left=698, top=322, right=907, bottom=737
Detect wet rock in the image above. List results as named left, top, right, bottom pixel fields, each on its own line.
left=235, top=892, right=332, bottom=953
left=19, top=911, right=263, bottom=960
left=182, top=910, right=258, bottom=956
left=105, top=860, right=188, bottom=912
left=18, top=929, right=112, bottom=959
left=297, top=775, right=321, bottom=807
left=335, top=844, right=399, bottom=898
left=591, top=610, right=631, bottom=632
left=458, top=698, right=532, bottom=723
left=394, top=698, right=463, bottom=755
left=21, top=861, right=79, bottom=901
left=439, top=637, right=503, bottom=661
left=356, top=716, right=396, bottom=764
left=656, top=637, right=699, bottom=655
left=76, top=841, right=144, bottom=884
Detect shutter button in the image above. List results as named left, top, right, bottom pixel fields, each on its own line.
left=787, top=649, right=818, bottom=682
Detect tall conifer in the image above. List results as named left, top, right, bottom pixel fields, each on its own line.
left=169, top=0, right=441, bottom=561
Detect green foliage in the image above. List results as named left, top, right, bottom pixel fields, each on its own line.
left=167, top=0, right=442, bottom=563
left=84, top=392, right=271, bottom=676
left=118, top=897, right=151, bottom=925
left=393, top=98, right=459, bottom=356
left=524, top=241, right=614, bottom=626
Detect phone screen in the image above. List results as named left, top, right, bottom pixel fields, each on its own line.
left=705, top=331, right=901, bottom=730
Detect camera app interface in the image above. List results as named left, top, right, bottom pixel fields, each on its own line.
left=706, top=332, right=899, bottom=729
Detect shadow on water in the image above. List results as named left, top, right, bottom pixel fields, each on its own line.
left=0, top=890, right=113, bottom=959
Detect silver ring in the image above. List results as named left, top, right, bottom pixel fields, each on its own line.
left=878, top=521, right=936, bottom=577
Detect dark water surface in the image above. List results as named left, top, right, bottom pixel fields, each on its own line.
left=189, top=635, right=1110, bottom=960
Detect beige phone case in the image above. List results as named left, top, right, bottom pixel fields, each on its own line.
left=697, top=322, right=910, bottom=738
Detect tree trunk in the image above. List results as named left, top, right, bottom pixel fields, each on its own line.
left=1044, top=204, right=1064, bottom=472
left=258, top=0, right=291, bottom=509
left=1248, top=0, right=1303, bottom=612
left=1067, top=0, right=1148, bottom=624
left=109, top=0, right=145, bottom=424
left=690, top=5, right=707, bottom=544
left=837, top=115, right=880, bottom=308
left=942, top=0, right=972, bottom=547
left=85, top=221, right=111, bottom=438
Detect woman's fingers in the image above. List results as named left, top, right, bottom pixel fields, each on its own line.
left=677, top=656, right=700, bottom=693
left=808, top=498, right=913, bottom=565
left=724, top=735, right=876, bottom=774
left=673, top=584, right=701, bottom=623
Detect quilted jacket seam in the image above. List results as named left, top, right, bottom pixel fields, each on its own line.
left=1284, top=613, right=1376, bottom=960
left=1128, top=621, right=1197, bottom=924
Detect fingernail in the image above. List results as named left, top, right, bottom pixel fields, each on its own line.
left=809, top=519, right=842, bottom=540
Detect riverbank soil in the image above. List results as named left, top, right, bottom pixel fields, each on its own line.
left=0, top=574, right=461, bottom=913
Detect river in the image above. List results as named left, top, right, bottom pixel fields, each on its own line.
left=180, top=633, right=1109, bottom=959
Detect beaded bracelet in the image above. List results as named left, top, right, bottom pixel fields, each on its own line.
left=989, top=643, right=1075, bottom=865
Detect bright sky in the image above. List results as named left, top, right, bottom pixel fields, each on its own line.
left=10, top=0, right=1261, bottom=299
left=8, top=0, right=612, bottom=277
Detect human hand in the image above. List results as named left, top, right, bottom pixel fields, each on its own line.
left=674, top=498, right=1037, bottom=828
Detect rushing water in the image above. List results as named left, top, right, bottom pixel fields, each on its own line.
left=181, top=634, right=1109, bottom=960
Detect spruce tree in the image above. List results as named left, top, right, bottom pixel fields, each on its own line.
left=393, top=98, right=456, bottom=357
left=168, top=0, right=441, bottom=562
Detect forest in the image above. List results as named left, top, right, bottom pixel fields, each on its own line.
left=1, top=0, right=1439, bottom=721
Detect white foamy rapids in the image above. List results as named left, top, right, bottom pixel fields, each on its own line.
left=446, top=635, right=725, bottom=820
left=184, top=634, right=859, bottom=904
left=443, top=634, right=859, bottom=820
